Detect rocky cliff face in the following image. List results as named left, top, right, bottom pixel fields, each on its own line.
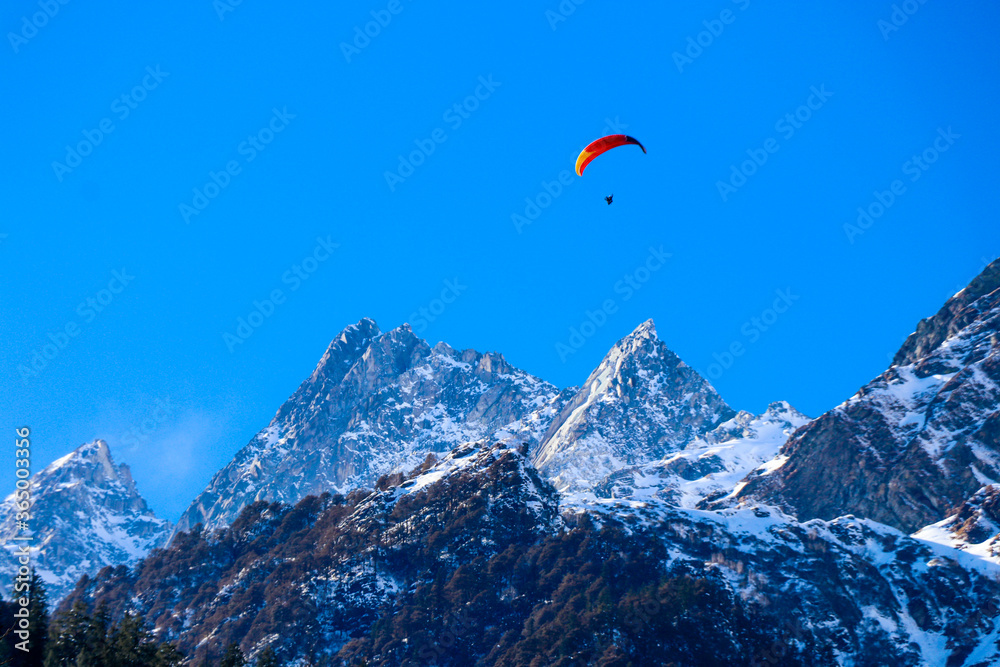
left=0, top=440, right=172, bottom=602
left=738, top=259, right=1000, bottom=534
left=531, top=319, right=736, bottom=492
left=174, top=318, right=563, bottom=535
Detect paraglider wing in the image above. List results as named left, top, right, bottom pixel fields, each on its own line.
left=575, top=134, right=646, bottom=176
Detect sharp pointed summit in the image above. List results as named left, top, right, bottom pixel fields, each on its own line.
left=532, top=319, right=736, bottom=492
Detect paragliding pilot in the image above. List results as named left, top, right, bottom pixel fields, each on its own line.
left=575, top=135, right=645, bottom=206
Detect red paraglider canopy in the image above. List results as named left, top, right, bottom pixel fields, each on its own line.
left=575, top=134, right=646, bottom=176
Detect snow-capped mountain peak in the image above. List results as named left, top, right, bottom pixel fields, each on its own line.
left=531, top=319, right=736, bottom=492
left=174, top=319, right=563, bottom=535
left=0, top=439, right=171, bottom=602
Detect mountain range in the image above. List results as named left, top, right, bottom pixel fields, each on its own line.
left=10, top=258, right=1000, bottom=665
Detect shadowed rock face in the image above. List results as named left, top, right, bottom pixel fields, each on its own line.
left=740, top=259, right=1000, bottom=533
left=947, top=485, right=1000, bottom=545
left=174, top=318, right=564, bottom=535
left=531, top=319, right=736, bottom=492
left=0, top=440, right=172, bottom=602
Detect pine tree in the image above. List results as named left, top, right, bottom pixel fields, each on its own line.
left=153, top=642, right=185, bottom=667
left=106, top=613, right=158, bottom=667
left=255, top=645, right=278, bottom=667
left=44, top=601, right=92, bottom=667
left=0, top=596, right=16, bottom=665
left=220, top=643, right=246, bottom=667
left=0, top=570, right=50, bottom=667
left=72, top=604, right=110, bottom=667
left=22, top=572, right=50, bottom=667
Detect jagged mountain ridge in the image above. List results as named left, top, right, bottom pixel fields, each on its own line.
left=0, top=440, right=172, bottom=602
left=51, top=260, right=1000, bottom=664
left=737, top=258, right=1000, bottom=534
left=175, top=318, right=565, bottom=535
left=177, top=315, right=748, bottom=539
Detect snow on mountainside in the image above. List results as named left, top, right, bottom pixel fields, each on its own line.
left=174, top=318, right=564, bottom=535
left=739, top=258, right=1000, bottom=534
left=564, top=492, right=1000, bottom=667
left=65, top=439, right=1000, bottom=666
left=568, top=401, right=811, bottom=508
left=914, top=484, right=1000, bottom=567
left=531, top=319, right=737, bottom=493
left=0, top=440, right=171, bottom=602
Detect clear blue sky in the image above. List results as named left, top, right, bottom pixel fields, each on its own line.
left=2, top=0, right=998, bottom=521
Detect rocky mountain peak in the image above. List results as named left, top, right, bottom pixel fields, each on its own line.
left=349, top=323, right=431, bottom=390
left=34, top=440, right=143, bottom=512
left=532, top=321, right=736, bottom=492
left=175, top=319, right=563, bottom=534
left=275, top=318, right=382, bottom=424
left=70, top=439, right=116, bottom=478
left=0, top=439, right=171, bottom=602
left=761, top=400, right=809, bottom=425
left=313, top=317, right=381, bottom=380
